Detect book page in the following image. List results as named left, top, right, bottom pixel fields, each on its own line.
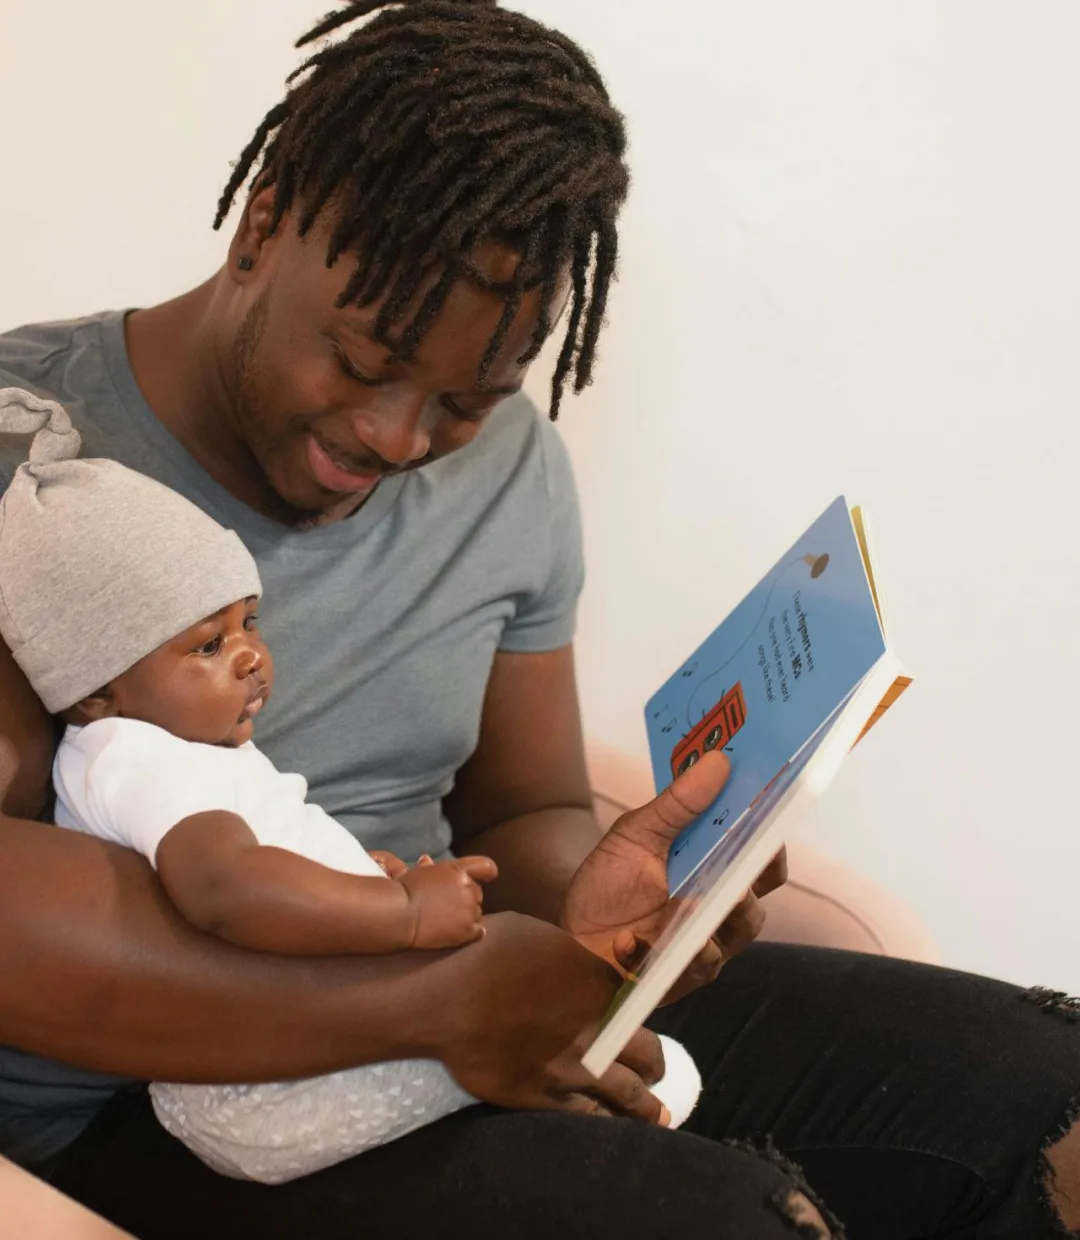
left=850, top=506, right=883, bottom=624
left=645, top=497, right=889, bottom=893
left=852, top=674, right=913, bottom=748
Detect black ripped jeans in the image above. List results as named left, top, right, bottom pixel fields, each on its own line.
left=48, top=945, right=1080, bottom=1239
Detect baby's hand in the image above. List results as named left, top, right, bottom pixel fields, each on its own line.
left=398, top=856, right=498, bottom=949
left=369, top=850, right=409, bottom=879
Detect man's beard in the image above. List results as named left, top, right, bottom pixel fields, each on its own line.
left=229, top=286, right=324, bottom=527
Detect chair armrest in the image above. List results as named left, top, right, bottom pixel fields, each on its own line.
left=0, top=1156, right=133, bottom=1239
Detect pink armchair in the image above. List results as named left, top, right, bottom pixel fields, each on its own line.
left=586, top=742, right=939, bottom=964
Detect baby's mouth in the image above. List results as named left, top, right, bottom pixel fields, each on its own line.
left=238, top=684, right=268, bottom=723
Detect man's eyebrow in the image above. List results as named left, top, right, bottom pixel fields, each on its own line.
left=335, top=314, right=523, bottom=396
left=336, top=315, right=387, bottom=346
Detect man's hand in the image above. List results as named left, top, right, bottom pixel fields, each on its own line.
left=437, top=912, right=669, bottom=1124
left=399, top=856, right=498, bottom=948
left=560, top=752, right=787, bottom=1002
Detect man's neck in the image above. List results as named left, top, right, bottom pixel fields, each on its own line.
left=124, top=284, right=292, bottom=521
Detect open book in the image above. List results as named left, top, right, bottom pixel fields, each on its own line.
left=582, top=497, right=911, bottom=1077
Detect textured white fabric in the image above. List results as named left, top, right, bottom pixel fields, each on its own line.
left=150, top=1066, right=475, bottom=1185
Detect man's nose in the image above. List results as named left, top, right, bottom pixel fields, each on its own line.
left=351, top=395, right=435, bottom=467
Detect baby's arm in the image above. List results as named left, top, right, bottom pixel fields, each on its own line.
left=155, top=811, right=497, bottom=955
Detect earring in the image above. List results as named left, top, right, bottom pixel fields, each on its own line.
left=238, top=255, right=254, bottom=271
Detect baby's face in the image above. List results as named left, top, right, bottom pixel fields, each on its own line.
left=107, top=597, right=274, bottom=747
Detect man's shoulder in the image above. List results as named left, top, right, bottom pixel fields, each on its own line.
left=0, top=313, right=111, bottom=389
left=0, top=312, right=123, bottom=493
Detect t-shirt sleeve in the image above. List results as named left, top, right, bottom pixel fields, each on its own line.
left=498, top=418, right=586, bottom=654
left=58, top=721, right=241, bottom=867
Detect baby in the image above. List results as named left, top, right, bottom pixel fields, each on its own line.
left=0, top=387, right=699, bottom=1184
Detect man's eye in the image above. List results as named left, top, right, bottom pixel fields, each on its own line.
left=195, top=636, right=222, bottom=656
left=441, top=396, right=489, bottom=424
left=334, top=346, right=379, bottom=386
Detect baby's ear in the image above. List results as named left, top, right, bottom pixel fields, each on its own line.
left=64, top=686, right=118, bottom=725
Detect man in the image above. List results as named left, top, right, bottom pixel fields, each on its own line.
left=1, top=4, right=1077, bottom=1237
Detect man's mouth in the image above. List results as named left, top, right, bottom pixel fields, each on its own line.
left=306, top=434, right=386, bottom=496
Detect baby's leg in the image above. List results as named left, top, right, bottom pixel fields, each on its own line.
left=151, top=1061, right=475, bottom=1184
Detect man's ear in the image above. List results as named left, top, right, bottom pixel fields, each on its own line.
left=63, top=686, right=118, bottom=726
left=227, top=181, right=283, bottom=285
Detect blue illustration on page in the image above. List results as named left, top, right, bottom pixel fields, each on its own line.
left=645, top=496, right=886, bottom=893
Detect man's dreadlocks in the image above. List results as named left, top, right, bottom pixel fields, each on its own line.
left=215, top=0, right=629, bottom=417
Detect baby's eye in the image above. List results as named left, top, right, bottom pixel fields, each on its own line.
left=243, top=614, right=260, bottom=632
left=195, top=636, right=222, bottom=657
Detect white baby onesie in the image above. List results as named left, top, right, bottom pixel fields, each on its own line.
left=53, top=717, right=389, bottom=879
left=53, top=718, right=476, bottom=1184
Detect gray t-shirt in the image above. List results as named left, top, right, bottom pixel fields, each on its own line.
left=0, top=310, right=584, bottom=1168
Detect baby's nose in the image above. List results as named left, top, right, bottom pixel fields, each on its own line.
left=235, top=646, right=264, bottom=678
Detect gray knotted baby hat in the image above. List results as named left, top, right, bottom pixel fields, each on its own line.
left=0, top=387, right=263, bottom=713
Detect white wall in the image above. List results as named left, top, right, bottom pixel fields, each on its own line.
left=2, top=2, right=1078, bottom=989
left=518, top=0, right=1080, bottom=990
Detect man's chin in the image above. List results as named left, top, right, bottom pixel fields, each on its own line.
left=273, top=469, right=381, bottom=526
left=255, top=451, right=341, bottom=523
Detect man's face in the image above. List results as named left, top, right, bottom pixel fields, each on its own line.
left=87, top=599, right=274, bottom=749
left=220, top=196, right=565, bottom=523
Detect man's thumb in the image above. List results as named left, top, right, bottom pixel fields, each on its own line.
left=619, top=751, right=732, bottom=845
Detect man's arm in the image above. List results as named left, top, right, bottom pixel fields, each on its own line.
left=1, top=809, right=449, bottom=1081
left=444, top=646, right=602, bottom=924
left=445, top=644, right=786, bottom=980
left=0, top=615, right=57, bottom=825
left=2, top=809, right=667, bottom=1120
left=155, top=811, right=495, bottom=954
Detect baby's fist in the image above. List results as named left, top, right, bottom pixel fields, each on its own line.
left=369, top=850, right=409, bottom=879
left=399, top=856, right=497, bottom=949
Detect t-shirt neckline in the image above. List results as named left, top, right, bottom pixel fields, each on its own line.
left=98, top=309, right=407, bottom=550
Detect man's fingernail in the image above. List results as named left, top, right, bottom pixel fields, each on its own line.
left=659, top=1104, right=672, bottom=1128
